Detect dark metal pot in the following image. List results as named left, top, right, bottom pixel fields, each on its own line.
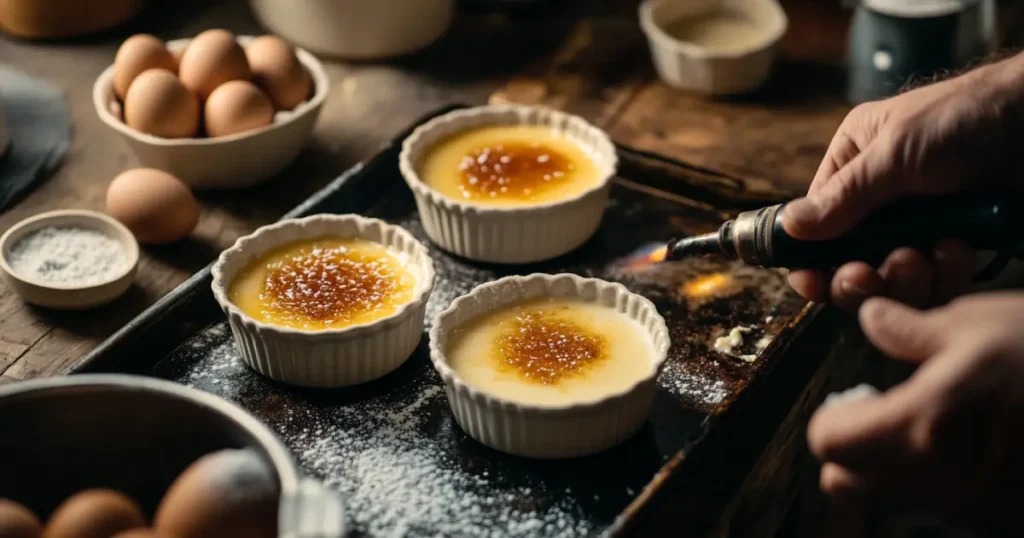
left=0, top=374, right=345, bottom=537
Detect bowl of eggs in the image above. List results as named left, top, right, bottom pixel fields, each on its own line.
left=0, top=374, right=345, bottom=538
left=93, top=30, right=329, bottom=189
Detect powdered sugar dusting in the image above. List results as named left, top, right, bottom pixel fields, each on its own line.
left=159, top=322, right=617, bottom=537
left=292, top=382, right=596, bottom=538
left=658, top=358, right=729, bottom=408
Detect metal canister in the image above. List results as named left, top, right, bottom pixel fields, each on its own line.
left=847, top=0, right=990, bottom=103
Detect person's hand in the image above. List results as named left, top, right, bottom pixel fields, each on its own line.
left=808, top=291, right=1024, bottom=531
left=782, top=56, right=1024, bottom=309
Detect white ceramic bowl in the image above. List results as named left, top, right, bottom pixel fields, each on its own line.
left=399, top=105, right=618, bottom=264
left=639, top=0, right=788, bottom=95
left=0, top=210, right=139, bottom=310
left=429, top=273, right=671, bottom=459
left=248, top=0, right=454, bottom=59
left=93, top=35, right=329, bottom=189
left=211, top=214, right=435, bottom=387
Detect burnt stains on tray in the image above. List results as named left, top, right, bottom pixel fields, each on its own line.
left=153, top=182, right=803, bottom=536
left=75, top=107, right=811, bottom=537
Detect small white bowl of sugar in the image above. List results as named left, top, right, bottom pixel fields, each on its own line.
left=0, top=210, right=139, bottom=310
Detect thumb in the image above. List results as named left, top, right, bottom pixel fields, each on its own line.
left=859, top=297, right=945, bottom=362
left=782, top=147, right=905, bottom=241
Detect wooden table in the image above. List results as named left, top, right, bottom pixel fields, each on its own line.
left=0, top=0, right=856, bottom=383
left=1, top=1, right=1021, bottom=536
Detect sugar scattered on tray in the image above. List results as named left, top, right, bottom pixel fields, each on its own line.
left=291, top=383, right=597, bottom=538
left=6, top=226, right=128, bottom=286
left=167, top=321, right=599, bottom=538
left=658, top=358, right=730, bottom=407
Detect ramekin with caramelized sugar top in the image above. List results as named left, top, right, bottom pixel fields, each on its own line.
left=429, top=273, right=670, bottom=459
left=399, top=105, right=618, bottom=264
left=211, top=214, right=435, bottom=387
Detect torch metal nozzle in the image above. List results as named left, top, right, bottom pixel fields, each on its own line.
left=666, top=233, right=726, bottom=261
left=665, top=219, right=738, bottom=261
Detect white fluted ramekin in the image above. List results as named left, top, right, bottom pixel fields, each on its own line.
left=211, top=214, right=435, bottom=387
left=429, top=273, right=670, bottom=459
left=399, top=105, right=618, bottom=264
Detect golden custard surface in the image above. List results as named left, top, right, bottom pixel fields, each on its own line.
left=229, top=238, right=415, bottom=331
left=446, top=299, right=654, bottom=405
left=419, top=125, right=601, bottom=207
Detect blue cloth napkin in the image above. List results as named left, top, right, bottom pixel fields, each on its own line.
left=0, top=67, right=71, bottom=211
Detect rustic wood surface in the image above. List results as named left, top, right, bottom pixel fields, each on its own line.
left=1, top=1, right=1022, bottom=537
left=0, top=0, right=858, bottom=383
left=0, top=0, right=505, bottom=380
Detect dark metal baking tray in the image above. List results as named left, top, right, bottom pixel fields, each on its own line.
left=70, top=105, right=822, bottom=537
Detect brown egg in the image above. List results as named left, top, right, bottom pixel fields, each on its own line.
left=154, top=449, right=278, bottom=538
left=0, top=499, right=42, bottom=538
left=203, top=81, right=274, bottom=138
left=178, top=29, right=251, bottom=101
left=113, top=34, right=177, bottom=100
left=124, top=69, right=200, bottom=139
left=245, top=35, right=311, bottom=110
left=111, top=530, right=171, bottom=538
left=106, top=168, right=200, bottom=244
left=42, top=490, right=145, bottom=538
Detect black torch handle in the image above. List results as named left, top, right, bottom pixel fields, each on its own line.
left=769, top=192, right=1024, bottom=270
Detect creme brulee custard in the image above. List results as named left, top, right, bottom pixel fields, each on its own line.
left=445, top=298, right=655, bottom=406
left=228, top=237, right=416, bottom=331
left=418, top=125, right=601, bottom=207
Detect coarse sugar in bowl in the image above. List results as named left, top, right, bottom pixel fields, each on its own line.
left=0, top=210, right=139, bottom=310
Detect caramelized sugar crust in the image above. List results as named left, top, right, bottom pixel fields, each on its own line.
left=230, top=238, right=415, bottom=330
left=492, top=306, right=608, bottom=385
left=457, top=142, right=576, bottom=202
left=419, top=125, right=601, bottom=207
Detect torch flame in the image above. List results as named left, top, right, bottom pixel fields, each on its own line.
left=617, top=243, right=669, bottom=271
left=647, top=246, right=667, bottom=263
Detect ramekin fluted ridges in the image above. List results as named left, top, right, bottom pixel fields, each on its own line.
left=429, top=273, right=670, bottom=459
left=399, top=105, right=618, bottom=264
left=211, top=214, right=435, bottom=387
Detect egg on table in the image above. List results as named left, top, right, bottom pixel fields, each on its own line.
left=42, top=490, right=145, bottom=538
left=106, top=168, right=200, bottom=244
left=113, top=34, right=178, bottom=100
left=124, top=69, right=200, bottom=139
left=245, top=35, right=311, bottom=110
left=178, top=29, right=251, bottom=101
left=0, top=499, right=42, bottom=538
left=154, top=449, right=278, bottom=538
left=204, top=80, right=274, bottom=137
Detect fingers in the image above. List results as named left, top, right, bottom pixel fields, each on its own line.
left=879, top=248, right=932, bottom=307
left=932, top=239, right=976, bottom=303
left=859, top=297, right=944, bottom=362
left=820, top=463, right=867, bottom=498
left=830, top=262, right=884, bottom=310
left=787, top=269, right=831, bottom=302
left=783, top=147, right=903, bottom=241
left=808, top=384, right=918, bottom=470
left=811, top=129, right=862, bottom=193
